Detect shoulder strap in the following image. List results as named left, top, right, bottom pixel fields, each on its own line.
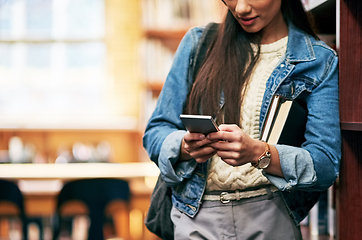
left=192, top=22, right=219, bottom=82
left=183, top=23, right=219, bottom=113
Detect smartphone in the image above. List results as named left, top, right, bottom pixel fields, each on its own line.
left=180, top=114, right=219, bottom=135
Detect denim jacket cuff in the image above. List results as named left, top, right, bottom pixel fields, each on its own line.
left=263, top=144, right=317, bottom=191
left=158, top=130, right=198, bottom=186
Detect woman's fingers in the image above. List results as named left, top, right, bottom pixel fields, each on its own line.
left=182, top=131, right=217, bottom=162
left=183, top=132, right=206, bottom=142
left=207, top=124, right=242, bottom=142
left=194, top=153, right=216, bottom=163
left=206, top=124, right=262, bottom=166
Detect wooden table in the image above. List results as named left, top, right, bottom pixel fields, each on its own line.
left=0, top=162, right=160, bottom=215
left=0, top=162, right=160, bottom=214
left=0, top=162, right=160, bottom=240
left=0, top=162, right=159, bottom=181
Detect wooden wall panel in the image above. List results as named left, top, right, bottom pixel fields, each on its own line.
left=339, top=131, right=362, bottom=239
left=338, top=0, right=362, bottom=239
left=339, top=0, right=362, bottom=124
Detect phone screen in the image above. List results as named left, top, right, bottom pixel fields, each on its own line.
left=180, top=114, right=219, bottom=135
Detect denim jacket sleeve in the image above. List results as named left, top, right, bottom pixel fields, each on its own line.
left=142, top=28, right=202, bottom=187
left=263, top=40, right=341, bottom=192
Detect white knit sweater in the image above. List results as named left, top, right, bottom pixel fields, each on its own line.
left=206, top=36, right=288, bottom=192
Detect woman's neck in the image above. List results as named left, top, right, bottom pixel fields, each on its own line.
left=260, top=12, right=288, bottom=44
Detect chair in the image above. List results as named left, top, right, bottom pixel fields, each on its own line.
left=52, top=178, right=130, bottom=240
left=0, top=179, right=28, bottom=240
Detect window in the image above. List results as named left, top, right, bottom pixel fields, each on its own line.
left=0, top=0, right=130, bottom=129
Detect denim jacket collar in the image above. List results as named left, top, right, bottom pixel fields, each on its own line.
left=285, top=25, right=316, bottom=63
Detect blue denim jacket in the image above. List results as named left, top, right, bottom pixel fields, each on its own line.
left=143, top=24, right=341, bottom=225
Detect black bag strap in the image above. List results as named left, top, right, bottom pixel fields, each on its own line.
left=184, top=22, right=219, bottom=113
left=192, top=22, right=219, bottom=82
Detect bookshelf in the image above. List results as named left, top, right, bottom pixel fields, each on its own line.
left=338, top=0, right=362, bottom=239
left=307, top=0, right=362, bottom=239
left=141, top=0, right=224, bottom=31
left=309, top=0, right=336, bottom=34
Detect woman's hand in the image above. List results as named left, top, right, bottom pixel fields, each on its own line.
left=207, top=124, right=284, bottom=177
left=181, top=124, right=284, bottom=176
left=207, top=124, right=265, bottom=167
left=180, top=131, right=218, bottom=163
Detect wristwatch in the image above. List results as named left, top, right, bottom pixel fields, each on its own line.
left=252, top=141, right=271, bottom=169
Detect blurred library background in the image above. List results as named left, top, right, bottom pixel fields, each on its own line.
left=0, top=0, right=361, bottom=239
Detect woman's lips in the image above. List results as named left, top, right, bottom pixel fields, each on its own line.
left=240, top=16, right=258, bottom=26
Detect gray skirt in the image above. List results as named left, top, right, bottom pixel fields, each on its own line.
left=170, top=190, right=303, bottom=240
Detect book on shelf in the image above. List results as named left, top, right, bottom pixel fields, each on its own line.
left=141, top=0, right=224, bottom=30
left=260, top=95, right=307, bottom=147
left=140, top=38, right=175, bottom=83
left=301, top=0, right=329, bottom=11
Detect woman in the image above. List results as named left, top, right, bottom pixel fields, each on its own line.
left=143, top=0, right=341, bottom=239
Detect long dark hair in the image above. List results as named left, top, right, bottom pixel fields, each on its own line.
left=185, top=0, right=318, bottom=126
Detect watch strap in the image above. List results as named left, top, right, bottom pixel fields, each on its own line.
left=252, top=141, right=271, bottom=168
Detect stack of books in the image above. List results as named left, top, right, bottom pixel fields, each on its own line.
left=260, top=95, right=307, bottom=146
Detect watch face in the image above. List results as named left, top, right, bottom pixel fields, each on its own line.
left=258, top=156, right=271, bottom=169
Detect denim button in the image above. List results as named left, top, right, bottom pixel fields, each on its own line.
left=280, top=64, right=285, bottom=68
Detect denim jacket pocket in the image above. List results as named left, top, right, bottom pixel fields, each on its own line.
left=275, top=76, right=317, bottom=100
